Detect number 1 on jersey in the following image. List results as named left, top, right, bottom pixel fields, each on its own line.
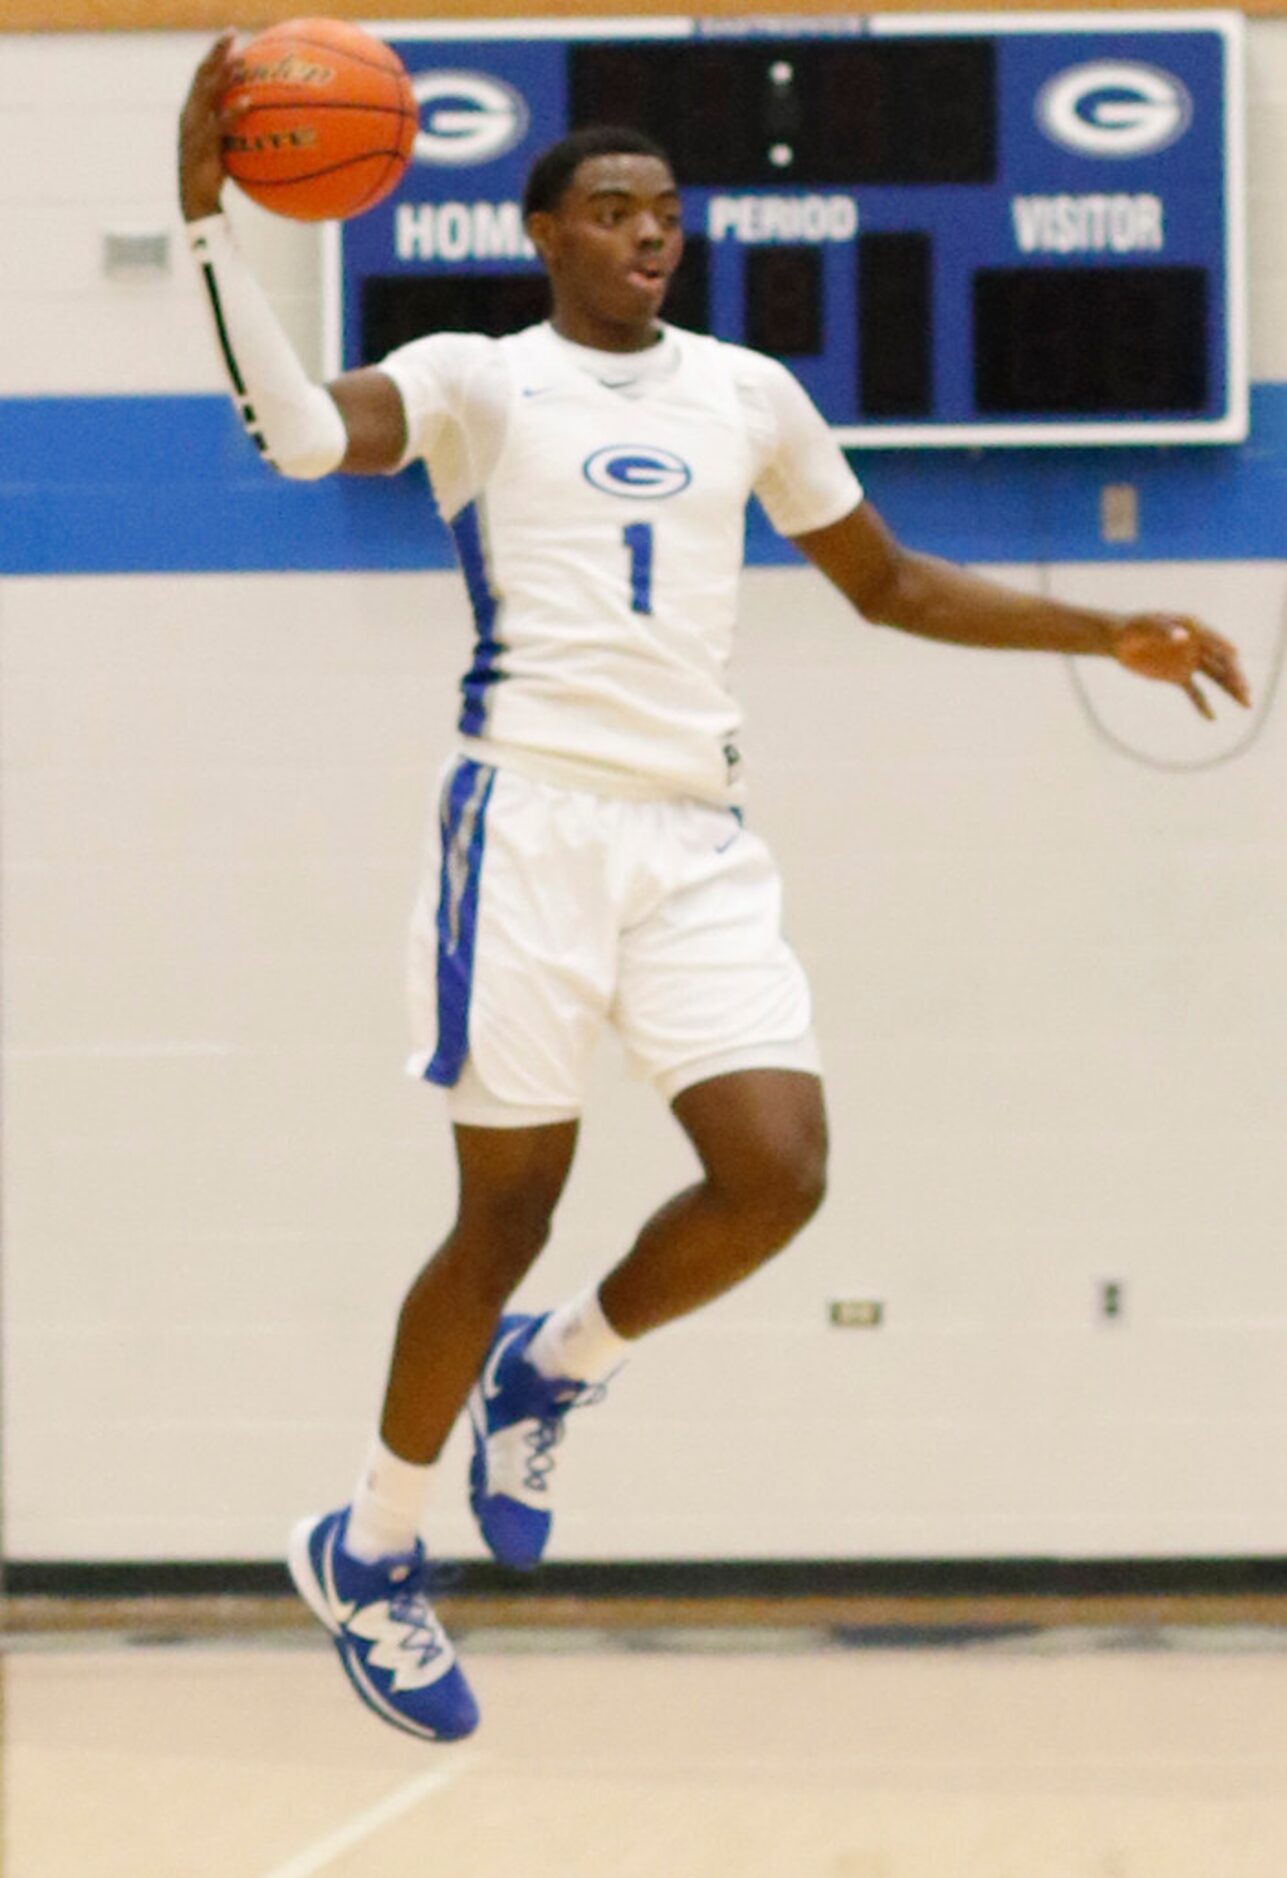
left=622, top=523, right=654, bottom=616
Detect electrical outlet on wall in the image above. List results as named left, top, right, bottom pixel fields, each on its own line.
left=829, top=1299, right=884, bottom=1327
left=1099, top=1280, right=1125, bottom=1321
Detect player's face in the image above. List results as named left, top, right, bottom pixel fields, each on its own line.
left=532, top=153, right=684, bottom=345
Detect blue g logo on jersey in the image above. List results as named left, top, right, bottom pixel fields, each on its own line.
left=583, top=446, right=692, bottom=500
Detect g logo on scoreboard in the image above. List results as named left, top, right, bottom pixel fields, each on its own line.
left=412, top=71, right=529, bottom=166
left=1036, top=62, right=1193, bottom=159
left=583, top=447, right=693, bottom=500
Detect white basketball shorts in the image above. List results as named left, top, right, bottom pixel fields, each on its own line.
left=406, top=756, right=819, bottom=1127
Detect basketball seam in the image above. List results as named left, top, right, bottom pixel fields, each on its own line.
left=246, top=29, right=405, bottom=79
left=229, top=100, right=414, bottom=119
left=235, top=152, right=410, bottom=189
left=348, top=145, right=405, bottom=217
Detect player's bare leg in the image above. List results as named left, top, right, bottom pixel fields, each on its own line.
left=469, top=1067, right=827, bottom=1567
left=287, top=1119, right=577, bottom=1739
left=598, top=1067, right=827, bottom=1334
left=381, top=1118, right=580, bottom=1464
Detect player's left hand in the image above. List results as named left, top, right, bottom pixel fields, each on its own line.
left=1111, top=614, right=1251, bottom=720
left=178, top=29, right=244, bottom=223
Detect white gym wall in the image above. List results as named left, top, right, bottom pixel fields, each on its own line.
left=2, top=26, right=1287, bottom=1563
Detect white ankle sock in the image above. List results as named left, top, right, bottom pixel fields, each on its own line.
left=343, top=1435, right=435, bottom=1562
left=527, top=1286, right=633, bottom=1384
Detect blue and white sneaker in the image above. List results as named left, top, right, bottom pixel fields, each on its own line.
left=288, top=1508, right=479, bottom=1741
left=468, top=1313, right=606, bottom=1570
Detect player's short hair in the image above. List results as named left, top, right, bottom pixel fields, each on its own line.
left=522, top=125, right=674, bottom=219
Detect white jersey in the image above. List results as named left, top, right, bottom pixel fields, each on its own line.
left=382, top=321, right=862, bottom=805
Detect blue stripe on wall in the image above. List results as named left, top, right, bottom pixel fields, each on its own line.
left=3, top=386, right=1287, bottom=576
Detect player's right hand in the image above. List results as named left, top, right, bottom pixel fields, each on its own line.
left=178, top=29, right=241, bottom=223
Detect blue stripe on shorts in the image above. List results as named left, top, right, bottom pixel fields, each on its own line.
left=423, top=758, right=497, bottom=1087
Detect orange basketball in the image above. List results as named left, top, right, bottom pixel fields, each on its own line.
left=219, top=19, right=417, bottom=223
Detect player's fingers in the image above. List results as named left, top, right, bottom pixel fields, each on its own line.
left=1196, top=634, right=1251, bottom=706
left=194, top=31, right=230, bottom=75
left=1207, top=650, right=1252, bottom=706
left=1184, top=675, right=1214, bottom=720
left=191, top=29, right=237, bottom=98
left=217, top=94, right=254, bottom=128
left=1171, top=620, right=1254, bottom=710
left=184, top=62, right=224, bottom=124
left=1200, top=624, right=1238, bottom=658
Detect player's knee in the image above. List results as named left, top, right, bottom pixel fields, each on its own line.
left=453, top=1124, right=574, bottom=1286
left=737, top=1131, right=828, bottom=1243
left=458, top=1179, right=559, bottom=1281
left=777, top=1136, right=828, bottom=1233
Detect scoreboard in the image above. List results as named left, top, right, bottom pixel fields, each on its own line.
left=328, top=13, right=1246, bottom=446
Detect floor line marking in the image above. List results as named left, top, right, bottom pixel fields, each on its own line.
left=260, top=1752, right=484, bottom=1878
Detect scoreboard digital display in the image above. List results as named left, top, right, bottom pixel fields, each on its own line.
left=328, top=13, right=1246, bottom=446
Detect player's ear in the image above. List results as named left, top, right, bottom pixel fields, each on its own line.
left=526, top=210, right=557, bottom=267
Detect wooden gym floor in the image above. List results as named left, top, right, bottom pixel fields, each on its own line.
left=4, top=1594, right=1287, bottom=1877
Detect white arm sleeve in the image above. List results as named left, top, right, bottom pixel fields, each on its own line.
left=185, top=213, right=347, bottom=481
left=742, top=352, right=864, bottom=538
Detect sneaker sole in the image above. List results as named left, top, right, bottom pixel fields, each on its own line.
left=287, top=1514, right=341, bottom=1636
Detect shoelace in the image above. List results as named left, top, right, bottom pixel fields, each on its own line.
left=522, top=1381, right=607, bottom=1493
left=386, top=1593, right=446, bottom=1669
left=384, top=1561, right=461, bottom=1668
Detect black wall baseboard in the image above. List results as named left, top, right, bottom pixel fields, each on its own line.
left=6, top=1556, right=1287, bottom=1601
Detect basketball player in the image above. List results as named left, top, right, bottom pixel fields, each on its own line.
left=179, top=34, right=1249, bottom=1742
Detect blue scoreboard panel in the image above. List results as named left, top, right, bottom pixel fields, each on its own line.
left=328, top=13, right=1246, bottom=446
